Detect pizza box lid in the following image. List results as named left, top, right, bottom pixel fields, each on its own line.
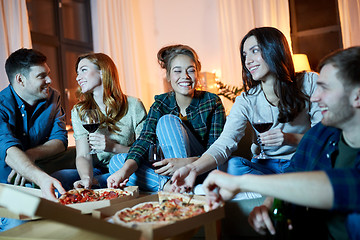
left=0, top=184, right=141, bottom=239
left=92, top=192, right=225, bottom=240
left=0, top=184, right=44, bottom=220
left=62, top=186, right=139, bottom=214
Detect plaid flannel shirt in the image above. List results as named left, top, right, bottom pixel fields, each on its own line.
left=286, top=122, right=360, bottom=211
left=126, top=90, right=225, bottom=165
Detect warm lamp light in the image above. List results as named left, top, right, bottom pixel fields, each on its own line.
left=292, top=54, right=311, bottom=72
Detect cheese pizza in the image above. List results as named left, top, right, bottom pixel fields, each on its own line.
left=113, top=192, right=207, bottom=226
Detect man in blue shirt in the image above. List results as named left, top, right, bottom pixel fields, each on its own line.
left=202, top=46, right=360, bottom=239
left=0, top=48, right=72, bottom=200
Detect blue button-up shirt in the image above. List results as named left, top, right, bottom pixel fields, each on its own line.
left=286, top=122, right=360, bottom=237
left=0, top=85, right=68, bottom=183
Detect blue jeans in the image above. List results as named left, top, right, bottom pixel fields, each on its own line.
left=109, top=114, right=205, bottom=192
left=347, top=212, right=360, bottom=240
left=219, top=156, right=290, bottom=175
left=51, top=168, right=109, bottom=190
left=0, top=218, right=27, bottom=232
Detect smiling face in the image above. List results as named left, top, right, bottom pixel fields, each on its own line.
left=310, top=64, right=355, bottom=129
left=242, top=36, right=272, bottom=82
left=76, top=58, right=102, bottom=94
left=168, top=54, right=197, bottom=98
left=21, top=63, right=52, bottom=105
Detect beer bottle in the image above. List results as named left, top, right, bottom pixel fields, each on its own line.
left=267, top=198, right=293, bottom=240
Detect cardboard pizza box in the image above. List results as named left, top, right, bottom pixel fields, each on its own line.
left=63, top=186, right=139, bottom=214
left=0, top=183, right=43, bottom=220
left=92, top=192, right=225, bottom=240
left=0, top=184, right=141, bottom=240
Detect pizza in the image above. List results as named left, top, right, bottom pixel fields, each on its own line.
left=58, top=188, right=131, bottom=205
left=113, top=192, right=207, bottom=226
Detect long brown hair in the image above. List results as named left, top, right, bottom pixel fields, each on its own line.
left=240, top=27, right=309, bottom=123
left=74, top=53, right=128, bottom=132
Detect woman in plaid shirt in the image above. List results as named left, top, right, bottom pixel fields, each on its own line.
left=107, top=44, right=226, bottom=192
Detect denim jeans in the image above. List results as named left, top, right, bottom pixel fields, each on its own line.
left=51, top=168, right=109, bottom=190
left=109, top=114, right=205, bottom=192
left=219, top=156, right=290, bottom=175
left=0, top=218, right=27, bottom=232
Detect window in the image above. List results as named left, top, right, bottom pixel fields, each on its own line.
left=26, top=0, right=93, bottom=124
left=289, top=0, right=343, bottom=70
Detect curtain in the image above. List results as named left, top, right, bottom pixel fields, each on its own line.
left=0, top=0, right=31, bottom=90
left=337, top=0, right=360, bottom=48
left=90, top=0, right=157, bottom=110
left=217, top=0, right=291, bottom=90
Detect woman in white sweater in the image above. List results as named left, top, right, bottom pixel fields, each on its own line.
left=171, top=27, right=322, bottom=193
left=52, top=53, right=146, bottom=190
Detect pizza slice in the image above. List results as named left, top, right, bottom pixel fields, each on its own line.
left=58, top=188, right=132, bottom=205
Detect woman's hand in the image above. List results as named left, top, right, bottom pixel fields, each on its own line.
left=88, top=133, right=116, bottom=152
left=171, top=165, right=197, bottom=193
left=107, top=169, right=129, bottom=189
left=73, top=177, right=97, bottom=189
left=153, top=157, right=197, bottom=176
left=259, top=129, right=302, bottom=147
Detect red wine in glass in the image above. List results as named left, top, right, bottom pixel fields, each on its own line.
left=253, top=122, right=272, bottom=133
left=252, top=104, right=274, bottom=159
left=83, top=123, right=100, bottom=133
left=149, top=144, right=164, bottom=170
left=80, top=109, right=101, bottom=154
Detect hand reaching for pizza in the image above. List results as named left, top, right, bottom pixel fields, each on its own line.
left=107, top=170, right=129, bottom=189
left=171, top=165, right=197, bottom=193
left=202, top=170, right=241, bottom=207
left=153, top=157, right=198, bottom=176
left=73, top=177, right=98, bottom=189
left=39, top=176, right=66, bottom=202
left=7, top=169, right=27, bottom=186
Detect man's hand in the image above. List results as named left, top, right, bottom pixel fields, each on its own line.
left=248, top=204, right=275, bottom=235
left=7, top=170, right=27, bottom=186
left=171, top=165, right=197, bottom=193
left=39, top=177, right=66, bottom=202
left=202, top=170, right=241, bottom=208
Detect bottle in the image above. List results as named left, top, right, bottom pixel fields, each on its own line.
left=267, top=198, right=293, bottom=240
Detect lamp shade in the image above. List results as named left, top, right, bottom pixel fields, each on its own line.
left=292, top=54, right=311, bottom=72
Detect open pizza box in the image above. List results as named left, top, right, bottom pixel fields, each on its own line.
left=92, top=192, right=225, bottom=240
left=0, top=183, right=43, bottom=220
left=0, top=183, right=141, bottom=239
left=0, top=184, right=139, bottom=218
left=63, top=186, right=139, bottom=214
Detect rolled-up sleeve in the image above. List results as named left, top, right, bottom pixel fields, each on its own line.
left=47, top=92, right=68, bottom=147
left=0, top=109, right=22, bottom=162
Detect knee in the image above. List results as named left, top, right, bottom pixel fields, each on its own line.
left=227, top=156, right=249, bottom=168
left=156, top=114, right=181, bottom=133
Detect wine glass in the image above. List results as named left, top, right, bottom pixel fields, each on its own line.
left=81, top=109, right=101, bottom=155
left=148, top=143, right=165, bottom=169
left=148, top=143, right=165, bottom=191
left=251, top=104, right=273, bottom=159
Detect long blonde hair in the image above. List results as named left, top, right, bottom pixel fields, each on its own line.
left=75, top=53, right=128, bottom=133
